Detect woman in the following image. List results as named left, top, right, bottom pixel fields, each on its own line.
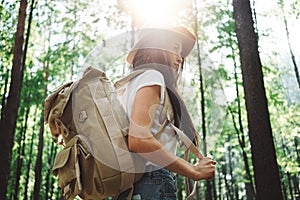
left=118, top=26, right=217, bottom=199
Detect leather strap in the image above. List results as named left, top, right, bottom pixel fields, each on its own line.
left=164, top=97, right=203, bottom=200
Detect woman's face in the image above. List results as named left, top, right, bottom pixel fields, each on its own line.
left=167, top=41, right=183, bottom=72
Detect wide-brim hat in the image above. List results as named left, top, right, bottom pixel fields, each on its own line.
left=126, top=26, right=196, bottom=65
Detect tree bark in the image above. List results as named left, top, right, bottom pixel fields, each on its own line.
left=291, top=175, right=300, bottom=199
left=227, top=141, right=238, bottom=200
left=49, top=145, right=58, bottom=199
left=45, top=141, right=55, bottom=200
left=278, top=0, right=300, bottom=89
left=222, top=160, right=233, bottom=200
left=13, top=106, right=30, bottom=200
left=217, top=170, right=222, bottom=199
left=33, top=53, right=49, bottom=200
left=33, top=113, right=45, bottom=200
left=0, top=69, right=9, bottom=119
left=228, top=25, right=256, bottom=199
left=228, top=106, right=255, bottom=199
left=0, top=1, right=28, bottom=199
left=24, top=121, right=36, bottom=200
left=232, top=0, right=283, bottom=199
left=193, top=1, right=212, bottom=199
left=177, top=176, right=183, bottom=200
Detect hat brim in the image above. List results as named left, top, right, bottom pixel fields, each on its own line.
left=126, top=27, right=196, bottom=65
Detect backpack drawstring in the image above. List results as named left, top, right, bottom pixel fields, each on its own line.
left=74, top=143, right=82, bottom=192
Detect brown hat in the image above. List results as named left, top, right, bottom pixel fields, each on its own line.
left=126, top=26, right=196, bottom=65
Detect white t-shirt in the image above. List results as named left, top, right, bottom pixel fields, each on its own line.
left=118, top=70, right=178, bottom=166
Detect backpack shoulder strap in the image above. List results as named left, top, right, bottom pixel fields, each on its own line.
left=80, top=66, right=107, bottom=84
left=114, top=69, right=149, bottom=89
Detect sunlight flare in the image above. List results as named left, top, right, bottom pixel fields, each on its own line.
left=125, top=0, right=192, bottom=27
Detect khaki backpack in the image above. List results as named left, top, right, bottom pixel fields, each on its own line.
left=44, top=67, right=157, bottom=199
left=45, top=66, right=202, bottom=200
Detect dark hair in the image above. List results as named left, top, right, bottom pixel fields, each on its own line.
left=133, top=49, right=171, bottom=68
left=132, top=49, right=198, bottom=144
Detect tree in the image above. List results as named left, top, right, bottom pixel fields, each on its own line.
left=232, top=0, right=283, bottom=199
left=0, top=1, right=28, bottom=199
left=192, top=0, right=214, bottom=199
left=278, top=0, right=300, bottom=89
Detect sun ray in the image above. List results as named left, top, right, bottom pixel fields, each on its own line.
left=127, top=0, right=192, bottom=27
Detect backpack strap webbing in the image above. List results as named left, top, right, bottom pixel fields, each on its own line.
left=114, top=69, right=149, bottom=89
left=84, top=67, right=136, bottom=193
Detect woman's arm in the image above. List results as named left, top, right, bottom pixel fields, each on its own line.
left=128, top=85, right=216, bottom=181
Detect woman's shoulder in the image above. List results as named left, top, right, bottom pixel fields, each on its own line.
left=140, top=69, right=164, bottom=77
left=133, top=69, right=165, bottom=86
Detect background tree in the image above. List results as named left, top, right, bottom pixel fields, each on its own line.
left=232, top=0, right=283, bottom=199
left=0, top=1, right=28, bottom=199
left=278, top=0, right=300, bottom=89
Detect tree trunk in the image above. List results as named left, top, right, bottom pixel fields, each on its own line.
left=45, top=141, right=55, bottom=200
left=291, top=175, right=300, bottom=199
left=278, top=0, right=300, bottom=89
left=232, top=0, right=283, bottom=199
left=230, top=39, right=256, bottom=198
left=211, top=180, right=217, bottom=200
left=50, top=175, right=56, bottom=200
left=286, top=172, right=294, bottom=200
left=13, top=106, right=30, bottom=200
left=220, top=156, right=233, bottom=200
left=223, top=175, right=230, bottom=200
left=281, top=138, right=297, bottom=199
left=193, top=1, right=212, bottom=199
left=24, top=123, right=36, bottom=200
left=33, top=55, right=49, bottom=200
left=227, top=137, right=236, bottom=200
left=33, top=113, right=45, bottom=200
left=228, top=106, right=255, bottom=199
left=177, top=176, right=183, bottom=200
left=49, top=145, right=58, bottom=200
left=0, top=1, right=28, bottom=199
left=279, top=168, right=288, bottom=200
left=217, top=169, right=222, bottom=200
left=293, top=136, right=300, bottom=198
left=0, top=69, right=9, bottom=119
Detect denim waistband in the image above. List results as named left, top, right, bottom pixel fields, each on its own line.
left=144, top=166, right=175, bottom=178
left=145, top=165, right=161, bottom=173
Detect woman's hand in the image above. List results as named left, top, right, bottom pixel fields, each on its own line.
left=190, top=157, right=217, bottom=181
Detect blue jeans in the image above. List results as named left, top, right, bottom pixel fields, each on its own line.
left=117, top=168, right=177, bottom=200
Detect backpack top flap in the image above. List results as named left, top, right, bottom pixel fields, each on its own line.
left=44, top=82, right=73, bottom=124
left=44, top=66, right=104, bottom=141
left=76, top=66, right=107, bottom=89
left=45, top=82, right=79, bottom=140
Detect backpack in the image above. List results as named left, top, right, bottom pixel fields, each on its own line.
left=44, top=67, right=157, bottom=199
left=44, top=66, right=202, bottom=200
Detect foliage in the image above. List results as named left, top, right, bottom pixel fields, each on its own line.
left=1, top=0, right=299, bottom=199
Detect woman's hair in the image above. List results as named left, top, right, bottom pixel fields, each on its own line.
left=132, top=49, right=199, bottom=145
left=133, top=48, right=172, bottom=68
